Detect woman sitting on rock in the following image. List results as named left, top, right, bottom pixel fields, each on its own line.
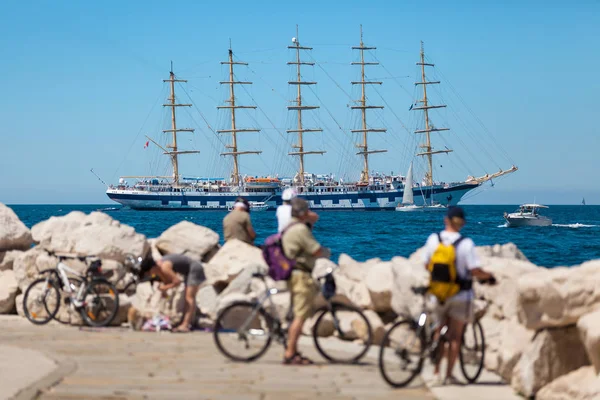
left=139, top=253, right=206, bottom=333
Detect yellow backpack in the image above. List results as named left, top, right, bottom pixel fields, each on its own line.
left=427, top=233, right=466, bottom=303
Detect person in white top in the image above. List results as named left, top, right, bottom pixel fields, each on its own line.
left=422, top=206, right=496, bottom=385
left=277, top=188, right=319, bottom=232
left=277, top=188, right=297, bottom=232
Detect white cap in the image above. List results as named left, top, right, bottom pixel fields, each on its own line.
left=233, top=201, right=247, bottom=210
left=282, top=188, right=297, bottom=201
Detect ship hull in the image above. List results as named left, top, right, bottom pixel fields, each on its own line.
left=106, top=183, right=479, bottom=211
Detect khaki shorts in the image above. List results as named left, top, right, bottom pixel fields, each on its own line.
left=434, top=295, right=474, bottom=324
left=288, top=270, right=318, bottom=320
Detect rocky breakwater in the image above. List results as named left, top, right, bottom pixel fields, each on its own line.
left=5, top=206, right=148, bottom=325
left=443, top=241, right=600, bottom=399
left=511, top=260, right=600, bottom=399
left=2, top=203, right=600, bottom=398
left=0, top=203, right=34, bottom=314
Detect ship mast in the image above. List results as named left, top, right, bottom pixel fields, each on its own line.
left=217, top=43, right=261, bottom=185
left=287, top=25, right=325, bottom=185
left=163, top=64, right=198, bottom=185
left=414, top=42, right=451, bottom=187
left=351, top=25, right=387, bottom=184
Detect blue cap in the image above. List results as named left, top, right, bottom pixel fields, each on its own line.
left=446, top=206, right=466, bottom=220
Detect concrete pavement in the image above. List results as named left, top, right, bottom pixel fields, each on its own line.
left=0, top=316, right=432, bottom=400
left=0, top=315, right=518, bottom=400
left=0, top=345, right=57, bottom=400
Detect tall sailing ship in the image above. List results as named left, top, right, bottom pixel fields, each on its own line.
left=106, top=28, right=517, bottom=210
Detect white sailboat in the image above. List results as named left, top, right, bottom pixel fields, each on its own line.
left=396, top=162, right=423, bottom=212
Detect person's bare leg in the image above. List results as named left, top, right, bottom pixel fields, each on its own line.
left=433, top=317, right=448, bottom=375
left=285, top=317, right=305, bottom=359
left=445, top=317, right=466, bottom=379
left=173, top=285, right=199, bottom=332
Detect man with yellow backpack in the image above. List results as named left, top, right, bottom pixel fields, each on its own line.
left=422, top=206, right=496, bottom=385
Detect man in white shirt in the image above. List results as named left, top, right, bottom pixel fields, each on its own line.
left=422, top=206, right=496, bottom=385
left=277, top=188, right=296, bottom=232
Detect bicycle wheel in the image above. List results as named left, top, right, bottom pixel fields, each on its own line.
left=378, top=319, right=426, bottom=388
left=79, top=279, right=119, bottom=327
left=23, top=278, right=61, bottom=325
left=213, top=301, right=274, bottom=362
left=312, top=302, right=372, bottom=363
left=460, top=319, right=485, bottom=383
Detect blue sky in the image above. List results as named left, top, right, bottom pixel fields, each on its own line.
left=0, top=0, right=598, bottom=204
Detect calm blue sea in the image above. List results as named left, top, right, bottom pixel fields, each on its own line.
left=9, top=205, right=600, bottom=268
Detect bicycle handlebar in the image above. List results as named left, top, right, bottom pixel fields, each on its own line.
left=49, top=251, right=99, bottom=261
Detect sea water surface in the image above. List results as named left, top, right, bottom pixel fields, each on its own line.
left=10, top=205, right=600, bottom=268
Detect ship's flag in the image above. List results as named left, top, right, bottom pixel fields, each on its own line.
left=144, top=141, right=149, bottom=149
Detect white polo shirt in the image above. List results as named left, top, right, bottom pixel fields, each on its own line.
left=422, top=230, right=480, bottom=300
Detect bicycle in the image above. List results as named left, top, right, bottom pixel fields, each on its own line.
left=378, top=286, right=486, bottom=387
left=22, top=252, right=120, bottom=327
left=213, top=266, right=373, bottom=364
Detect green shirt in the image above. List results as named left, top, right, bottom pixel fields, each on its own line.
left=282, top=218, right=321, bottom=272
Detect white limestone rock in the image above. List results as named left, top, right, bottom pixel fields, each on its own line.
left=577, top=309, right=600, bottom=374
left=0, top=203, right=33, bottom=251
left=536, top=366, right=600, bottom=400
left=147, top=238, right=164, bottom=262
left=365, top=261, right=394, bottom=313
left=332, top=272, right=372, bottom=309
left=476, top=242, right=529, bottom=261
left=511, top=325, right=591, bottom=398
left=204, top=239, right=267, bottom=285
left=196, top=284, right=219, bottom=319
left=0, top=250, right=22, bottom=271
left=263, top=292, right=291, bottom=324
left=213, top=293, right=261, bottom=330
left=0, top=270, right=18, bottom=314
left=483, top=318, right=535, bottom=382
left=516, top=260, right=600, bottom=330
left=31, top=211, right=148, bottom=263
left=474, top=257, right=540, bottom=321
left=155, top=221, right=219, bottom=261
left=131, top=281, right=186, bottom=326
left=111, top=294, right=132, bottom=326
left=390, top=256, right=429, bottom=319
left=337, top=254, right=380, bottom=282
left=362, top=309, right=386, bottom=345
left=12, top=247, right=54, bottom=291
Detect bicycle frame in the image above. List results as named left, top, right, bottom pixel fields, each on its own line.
left=237, top=277, right=284, bottom=339
left=40, top=261, right=90, bottom=305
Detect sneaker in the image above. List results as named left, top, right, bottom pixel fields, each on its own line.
left=429, top=373, right=443, bottom=387
left=443, top=375, right=463, bottom=386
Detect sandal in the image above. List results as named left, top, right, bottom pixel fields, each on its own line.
left=172, top=325, right=192, bottom=333
left=283, top=352, right=314, bottom=365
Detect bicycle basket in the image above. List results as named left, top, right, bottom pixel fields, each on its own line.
left=321, top=274, right=336, bottom=300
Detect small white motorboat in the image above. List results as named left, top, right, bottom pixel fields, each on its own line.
left=249, top=201, right=269, bottom=212
left=504, top=204, right=552, bottom=227
left=227, top=201, right=270, bottom=212
left=396, top=162, right=424, bottom=212
left=423, top=202, right=447, bottom=211
left=396, top=204, right=424, bottom=212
